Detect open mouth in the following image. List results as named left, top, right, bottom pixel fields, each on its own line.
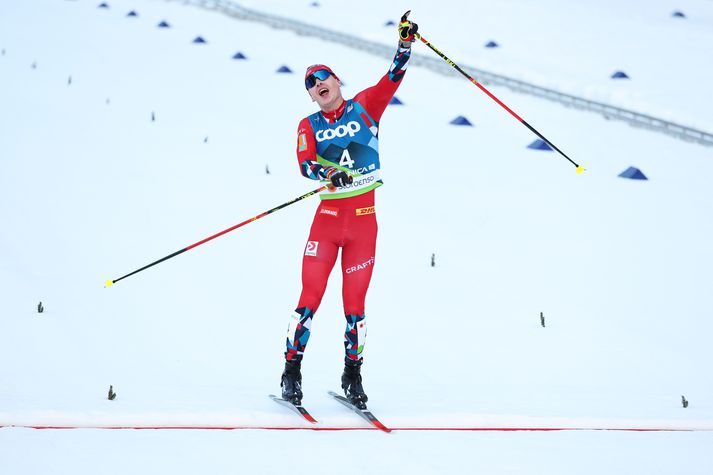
left=318, top=87, right=329, bottom=97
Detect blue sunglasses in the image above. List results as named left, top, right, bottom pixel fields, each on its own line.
left=305, top=69, right=333, bottom=89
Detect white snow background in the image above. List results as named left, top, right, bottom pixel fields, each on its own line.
left=1, top=0, right=712, bottom=473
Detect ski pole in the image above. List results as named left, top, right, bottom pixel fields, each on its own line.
left=105, top=184, right=329, bottom=287
left=414, top=32, right=585, bottom=174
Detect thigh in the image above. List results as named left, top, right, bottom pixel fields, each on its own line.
left=297, top=207, right=341, bottom=309
left=303, top=207, right=342, bottom=282
left=301, top=238, right=339, bottom=290
left=340, top=213, right=378, bottom=314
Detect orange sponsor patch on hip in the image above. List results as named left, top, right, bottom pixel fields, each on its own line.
left=355, top=206, right=375, bottom=216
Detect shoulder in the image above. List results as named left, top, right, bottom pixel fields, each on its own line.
left=353, top=89, right=368, bottom=105
left=298, top=116, right=315, bottom=134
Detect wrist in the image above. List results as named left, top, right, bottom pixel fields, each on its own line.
left=322, top=166, right=338, bottom=180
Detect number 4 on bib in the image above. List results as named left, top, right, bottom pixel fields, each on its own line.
left=339, top=149, right=355, bottom=169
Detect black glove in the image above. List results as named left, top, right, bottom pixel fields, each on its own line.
left=328, top=170, right=353, bottom=187
left=398, top=10, right=418, bottom=45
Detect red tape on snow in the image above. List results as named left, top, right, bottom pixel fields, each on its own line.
left=0, top=425, right=703, bottom=432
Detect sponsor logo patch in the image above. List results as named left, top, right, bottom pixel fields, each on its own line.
left=355, top=206, right=375, bottom=216
left=319, top=206, right=339, bottom=217
left=298, top=133, right=308, bottom=152
left=305, top=241, right=319, bottom=257
left=315, top=121, right=361, bottom=142
left=345, top=256, right=375, bottom=274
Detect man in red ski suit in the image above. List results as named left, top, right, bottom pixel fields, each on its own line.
left=280, top=14, right=418, bottom=409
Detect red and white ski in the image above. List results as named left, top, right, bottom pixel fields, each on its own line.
left=327, top=390, right=391, bottom=433
left=268, top=394, right=318, bottom=424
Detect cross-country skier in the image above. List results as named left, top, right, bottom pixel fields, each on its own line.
left=280, top=13, right=418, bottom=410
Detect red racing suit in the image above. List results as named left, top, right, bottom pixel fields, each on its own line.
left=285, top=44, right=411, bottom=362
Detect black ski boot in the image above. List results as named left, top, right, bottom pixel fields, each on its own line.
left=341, top=357, right=368, bottom=409
left=281, top=358, right=303, bottom=405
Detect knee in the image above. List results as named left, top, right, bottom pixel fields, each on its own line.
left=298, top=291, right=324, bottom=312
left=343, top=304, right=365, bottom=316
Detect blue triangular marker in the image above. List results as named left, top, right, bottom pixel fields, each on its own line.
left=385, top=20, right=396, bottom=27
left=672, top=11, right=686, bottom=18
left=310, top=1, right=320, bottom=6
left=157, top=20, right=171, bottom=28
left=389, top=96, right=403, bottom=105
left=527, top=139, right=553, bottom=151
left=232, top=52, right=247, bottom=60
left=611, top=71, right=630, bottom=79
left=276, top=65, right=293, bottom=73
left=449, top=116, right=473, bottom=126
left=193, top=36, right=207, bottom=44
left=98, top=2, right=109, bottom=8
left=618, top=166, right=648, bottom=180
left=126, top=10, right=138, bottom=17
left=485, top=40, right=499, bottom=48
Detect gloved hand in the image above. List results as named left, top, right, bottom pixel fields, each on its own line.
left=327, top=169, right=353, bottom=187
left=398, top=10, right=418, bottom=45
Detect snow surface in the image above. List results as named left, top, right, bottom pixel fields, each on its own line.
left=1, top=0, right=713, bottom=473
left=242, top=0, right=713, bottom=132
